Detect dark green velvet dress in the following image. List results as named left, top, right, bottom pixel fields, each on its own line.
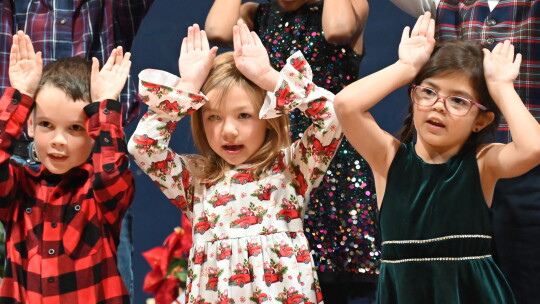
left=377, top=142, right=516, bottom=303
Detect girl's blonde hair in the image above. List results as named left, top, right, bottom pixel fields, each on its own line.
left=191, top=52, right=290, bottom=183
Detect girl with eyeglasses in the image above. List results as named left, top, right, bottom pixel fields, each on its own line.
left=333, top=12, right=540, bottom=303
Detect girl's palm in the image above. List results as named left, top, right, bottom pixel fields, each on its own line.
left=483, top=40, right=521, bottom=85
left=397, top=12, right=435, bottom=72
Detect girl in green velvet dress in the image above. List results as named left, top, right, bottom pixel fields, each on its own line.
left=333, top=12, right=540, bottom=304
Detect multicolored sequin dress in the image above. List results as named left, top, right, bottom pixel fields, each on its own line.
left=378, top=142, right=516, bottom=303
left=129, top=53, right=340, bottom=304
left=254, top=0, right=380, bottom=283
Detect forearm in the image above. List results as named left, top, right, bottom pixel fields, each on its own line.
left=322, top=0, right=368, bottom=45
left=0, top=89, right=35, bottom=218
left=389, top=0, right=435, bottom=17
left=205, top=0, right=242, bottom=45
left=86, top=100, right=134, bottom=218
left=335, top=61, right=415, bottom=114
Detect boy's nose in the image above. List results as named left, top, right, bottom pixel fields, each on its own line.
left=51, top=132, right=67, bottom=146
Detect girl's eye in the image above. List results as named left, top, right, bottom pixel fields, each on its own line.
left=422, top=88, right=437, bottom=96
left=448, top=96, right=470, bottom=106
left=238, top=113, right=251, bottom=119
left=70, top=124, right=85, bottom=131
left=208, top=115, right=220, bottom=121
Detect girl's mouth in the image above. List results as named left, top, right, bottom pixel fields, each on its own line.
left=223, top=145, right=244, bottom=152
left=427, top=119, right=445, bottom=128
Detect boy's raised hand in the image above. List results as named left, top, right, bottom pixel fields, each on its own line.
left=398, top=11, right=435, bottom=73
left=9, top=31, right=42, bottom=97
left=233, top=19, right=278, bottom=91
left=178, top=24, right=218, bottom=93
left=91, top=46, right=131, bottom=102
left=483, top=40, right=522, bottom=86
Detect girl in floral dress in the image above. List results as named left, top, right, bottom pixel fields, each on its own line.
left=128, top=22, right=341, bottom=303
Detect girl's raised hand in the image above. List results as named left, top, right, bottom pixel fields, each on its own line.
left=483, top=40, right=521, bottom=86
left=91, top=46, right=132, bottom=102
left=178, top=24, right=218, bottom=93
left=8, top=31, right=42, bottom=97
left=397, top=11, right=435, bottom=73
left=233, top=19, right=278, bottom=91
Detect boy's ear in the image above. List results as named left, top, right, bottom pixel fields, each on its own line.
left=27, top=111, right=35, bottom=138
left=473, top=111, right=495, bottom=132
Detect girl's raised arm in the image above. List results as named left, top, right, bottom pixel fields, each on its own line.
left=334, top=12, right=435, bottom=189
left=205, top=0, right=258, bottom=46
left=322, top=0, right=368, bottom=54
left=480, top=41, right=540, bottom=180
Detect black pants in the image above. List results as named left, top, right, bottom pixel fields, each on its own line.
left=492, top=164, right=540, bottom=304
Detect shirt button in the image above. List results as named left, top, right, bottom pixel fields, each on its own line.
left=103, top=137, right=110, bottom=144
left=47, top=277, right=55, bottom=283
left=48, top=249, right=55, bottom=255
left=59, top=19, right=67, bottom=25
left=51, top=222, right=57, bottom=228
left=486, top=18, right=497, bottom=26
left=25, top=207, right=32, bottom=214
left=103, top=108, right=110, bottom=114
left=485, top=37, right=495, bottom=46
left=74, top=205, right=81, bottom=211
left=11, top=98, right=19, bottom=105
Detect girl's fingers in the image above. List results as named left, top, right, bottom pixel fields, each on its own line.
left=180, top=37, right=187, bottom=56
left=410, top=14, right=423, bottom=37
left=401, top=26, right=411, bottom=43
left=193, top=24, right=202, bottom=51
left=426, top=18, right=435, bottom=41
left=232, top=25, right=242, bottom=52
left=25, top=34, right=37, bottom=60
left=201, top=30, right=210, bottom=51
left=500, top=40, right=511, bottom=57
left=251, top=31, right=263, bottom=47
left=514, top=53, right=522, bottom=68
left=9, top=35, right=19, bottom=66
left=187, top=26, right=194, bottom=51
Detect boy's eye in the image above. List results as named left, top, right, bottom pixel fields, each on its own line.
left=70, top=124, right=86, bottom=131
left=38, top=121, right=51, bottom=128
left=238, top=113, right=251, bottom=119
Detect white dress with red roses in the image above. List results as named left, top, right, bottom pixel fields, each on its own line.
left=129, top=52, right=340, bottom=304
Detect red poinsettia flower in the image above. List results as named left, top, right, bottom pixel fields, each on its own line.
left=142, top=214, right=192, bottom=304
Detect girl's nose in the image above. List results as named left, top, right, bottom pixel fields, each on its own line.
left=222, top=120, right=239, bottom=140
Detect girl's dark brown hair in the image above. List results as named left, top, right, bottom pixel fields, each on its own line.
left=399, top=40, right=501, bottom=148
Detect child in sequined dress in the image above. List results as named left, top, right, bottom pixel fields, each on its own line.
left=334, top=12, right=540, bottom=303
left=128, top=22, right=341, bottom=304
left=206, top=2, right=378, bottom=302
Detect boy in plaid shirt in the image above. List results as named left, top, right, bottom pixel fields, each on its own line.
left=0, top=31, right=134, bottom=303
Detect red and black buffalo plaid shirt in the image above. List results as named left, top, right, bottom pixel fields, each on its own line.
left=0, top=88, right=134, bottom=303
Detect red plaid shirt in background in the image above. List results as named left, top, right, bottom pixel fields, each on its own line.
left=436, top=0, right=540, bottom=143
left=0, top=0, right=155, bottom=127
left=0, top=88, right=135, bottom=303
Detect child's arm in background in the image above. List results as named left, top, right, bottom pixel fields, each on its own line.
left=0, top=31, right=42, bottom=221
left=389, top=0, right=436, bottom=17
left=127, top=24, right=217, bottom=219
left=205, top=0, right=259, bottom=46
left=334, top=12, right=435, bottom=205
left=233, top=21, right=342, bottom=200
left=86, top=46, right=134, bottom=230
left=322, top=0, right=368, bottom=53
left=479, top=41, right=540, bottom=180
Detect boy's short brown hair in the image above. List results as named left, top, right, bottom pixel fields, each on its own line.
left=34, top=56, right=92, bottom=102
